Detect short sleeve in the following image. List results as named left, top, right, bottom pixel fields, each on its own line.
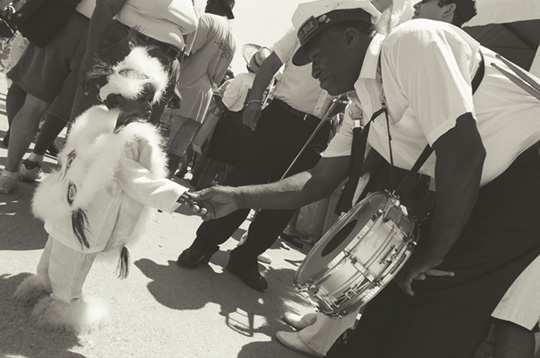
left=272, top=27, right=298, bottom=64
left=324, top=104, right=355, bottom=158
left=382, top=24, right=477, bottom=145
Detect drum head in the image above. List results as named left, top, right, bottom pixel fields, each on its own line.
left=295, top=192, right=388, bottom=285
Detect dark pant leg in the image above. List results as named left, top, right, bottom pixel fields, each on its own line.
left=192, top=103, right=330, bottom=256
left=191, top=160, right=268, bottom=253
left=33, top=113, right=66, bottom=155
left=232, top=112, right=332, bottom=261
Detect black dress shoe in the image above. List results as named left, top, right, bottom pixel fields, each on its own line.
left=177, top=247, right=214, bottom=269
left=226, top=262, right=268, bottom=291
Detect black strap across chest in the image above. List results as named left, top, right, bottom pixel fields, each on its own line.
left=334, top=52, right=485, bottom=215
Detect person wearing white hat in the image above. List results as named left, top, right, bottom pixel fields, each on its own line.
left=185, top=0, right=540, bottom=356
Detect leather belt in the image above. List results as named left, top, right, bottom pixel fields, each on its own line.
left=273, top=99, right=320, bottom=122
left=116, top=21, right=183, bottom=59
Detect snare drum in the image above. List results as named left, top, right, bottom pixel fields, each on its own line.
left=294, top=191, right=417, bottom=317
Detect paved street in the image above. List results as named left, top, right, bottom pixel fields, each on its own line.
left=0, top=73, right=315, bottom=358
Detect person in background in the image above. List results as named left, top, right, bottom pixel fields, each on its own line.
left=165, top=0, right=237, bottom=177
left=0, top=0, right=96, bottom=194
left=176, top=25, right=336, bottom=292
left=69, top=0, right=198, bottom=127
left=193, top=45, right=272, bottom=190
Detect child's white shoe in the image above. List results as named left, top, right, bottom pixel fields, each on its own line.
left=32, top=295, right=109, bottom=334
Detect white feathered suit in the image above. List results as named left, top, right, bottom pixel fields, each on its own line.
left=15, top=104, right=187, bottom=333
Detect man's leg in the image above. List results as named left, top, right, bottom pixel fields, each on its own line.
left=3, top=82, right=26, bottom=147
left=177, top=145, right=270, bottom=270
left=228, top=120, right=329, bottom=290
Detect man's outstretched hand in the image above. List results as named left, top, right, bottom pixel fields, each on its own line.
left=183, top=186, right=240, bottom=220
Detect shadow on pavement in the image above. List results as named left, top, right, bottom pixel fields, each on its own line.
left=0, top=273, right=85, bottom=358
left=135, top=248, right=311, bottom=339
left=0, top=182, right=48, bottom=251
left=238, top=340, right=286, bottom=358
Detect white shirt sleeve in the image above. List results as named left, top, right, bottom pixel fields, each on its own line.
left=323, top=102, right=359, bottom=158
left=382, top=24, right=478, bottom=145
left=116, top=141, right=188, bottom=213
left=161, top=0, right=198, bottom=34
left=272, top=27, right=298, bottom=64
left=222, top=76, right=243, bottom=110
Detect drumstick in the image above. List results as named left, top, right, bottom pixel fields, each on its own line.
left=496, top=54, right=540, bottom=95
left=279, top=95, right=347, bottom=180
left=492, top=63, right=540, bottom=101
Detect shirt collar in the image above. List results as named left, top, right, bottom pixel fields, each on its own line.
left=355, top=33, right=386, bottom=87
left=351, top=33, right=386, bottom=121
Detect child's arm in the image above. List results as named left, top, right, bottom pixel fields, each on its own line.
left=116, top=158, right=188, bottom=213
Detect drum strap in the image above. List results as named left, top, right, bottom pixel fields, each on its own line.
left=335, top=51, right=485, bottom=215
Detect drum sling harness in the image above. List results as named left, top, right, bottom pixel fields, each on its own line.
left=335, top=52, right=485, bottom=215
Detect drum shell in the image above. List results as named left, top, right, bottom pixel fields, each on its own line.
left=294, top=191, right=417, bottom=317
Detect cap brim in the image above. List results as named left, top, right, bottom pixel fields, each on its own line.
left=225, top=7, right=234, bottom=19
left=242, top=43, right=262, bottom=64
left=292, top=44, right=311, bottom=67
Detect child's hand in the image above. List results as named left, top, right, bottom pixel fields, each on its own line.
left=178, top=193, right=208, bottom=216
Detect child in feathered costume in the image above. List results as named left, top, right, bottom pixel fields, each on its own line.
left=14, top=46, right=189, bottom=333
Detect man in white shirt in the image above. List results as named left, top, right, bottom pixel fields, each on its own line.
left=185, top=1, right=540, bottom=356
left=177, top=26, right=335, bottom=292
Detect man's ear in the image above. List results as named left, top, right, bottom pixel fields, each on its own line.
left=342, top=27, right=360, bottom=48
left=444, top=2, right=457, bottom=17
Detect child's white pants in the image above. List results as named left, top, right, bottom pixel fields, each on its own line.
left=36, top=236, right=98, bottom=303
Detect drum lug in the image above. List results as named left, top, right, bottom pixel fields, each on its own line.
left=406, top=238, right=417, bottom=249
left=350, top=257, right=376, bottom=282
left=379, top=245, right=399, bottom=265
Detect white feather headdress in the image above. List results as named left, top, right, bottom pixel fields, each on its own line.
left=89, top=46, right=169, bottom=105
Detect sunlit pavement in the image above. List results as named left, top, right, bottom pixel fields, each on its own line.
left=0, top=72, right=314, bottom=358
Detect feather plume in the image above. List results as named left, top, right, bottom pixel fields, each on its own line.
left=72, top=208, right=91, bottom=249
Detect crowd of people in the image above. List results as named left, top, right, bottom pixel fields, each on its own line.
left=1, top=0, right=539, bottom=357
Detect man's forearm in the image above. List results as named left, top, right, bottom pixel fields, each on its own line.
left=247, top=52, right=282, bottom=102
left=428, top=158, right=483, bottom=258
left=427, top=114, right=486, bottom=258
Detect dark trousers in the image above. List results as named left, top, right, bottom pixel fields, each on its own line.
left=191, top=100, right=331, bottom=267
left=327, top=144, right=540, bottom=358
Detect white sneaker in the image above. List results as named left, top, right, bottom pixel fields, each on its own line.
left=283, top=312, right=318, bottom=330
left=19, top=159, right=42, bottom=182
left=0, top=170, right=18, bottom=193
